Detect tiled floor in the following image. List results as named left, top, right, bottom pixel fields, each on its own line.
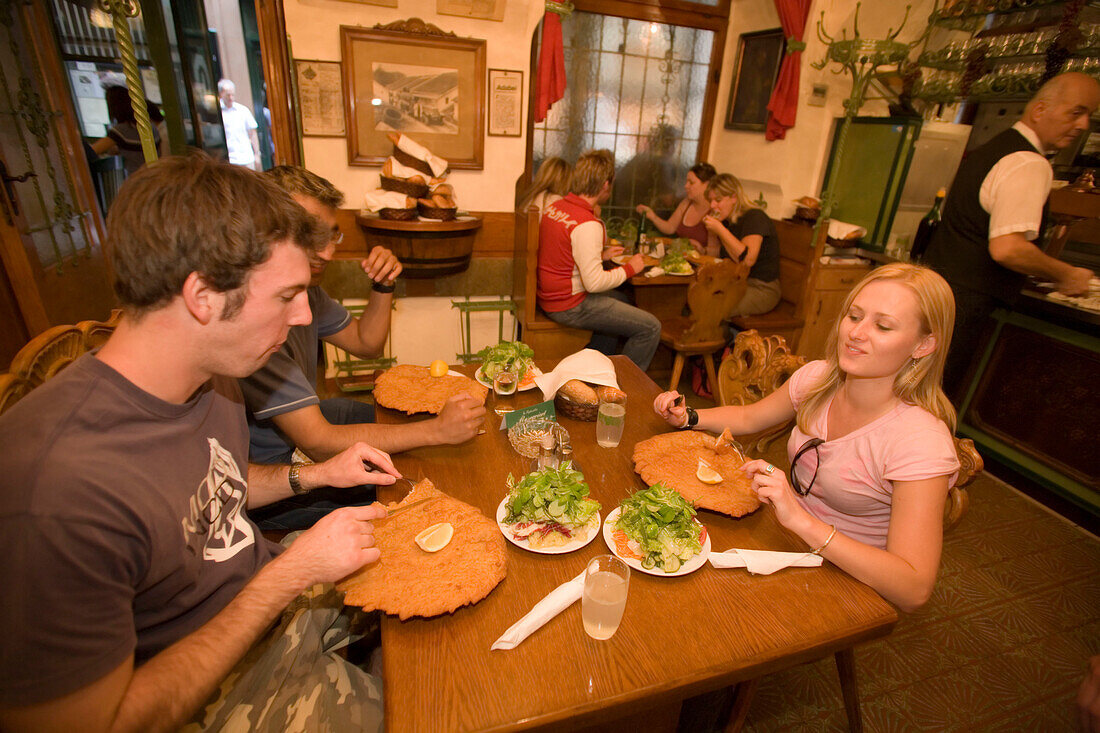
left=740, top=471, right=1099, bottom=732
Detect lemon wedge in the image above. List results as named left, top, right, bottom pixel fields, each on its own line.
left=414, top=522, right=453, bottom=552
left=428, top=360, right=449, bottom=377
left=696, top=459, right=723, bottom=484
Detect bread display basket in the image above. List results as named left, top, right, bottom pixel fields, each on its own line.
left=378, top=207, right=419, bottom=221
left=380, top=175, right=429, bottom=199
left=417, top=201, right=457, bottom=221
left=554, top=391, right=598, bottom=422
left=393, top=147, right=435, bottom=177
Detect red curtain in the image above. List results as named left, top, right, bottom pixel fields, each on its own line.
left=534, top=11, right=567, bottom=123
left=765, top=0, right=813, bottom=141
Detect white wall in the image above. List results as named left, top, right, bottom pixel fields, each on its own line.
left=283, top=0, right=544, bottom=213
left=707, top=0, right=939, bottom=218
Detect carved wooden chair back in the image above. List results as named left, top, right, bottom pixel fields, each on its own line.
left=682, top=259, right=748, bottom=343
left=0, top=311, right=121, bottom=415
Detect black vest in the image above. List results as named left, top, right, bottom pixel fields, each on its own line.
left=924, top=127, right=1050, bottom=304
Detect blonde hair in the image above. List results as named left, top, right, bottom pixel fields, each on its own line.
left=797, top=263, right=957, bottom=434
left=705, top=173, right=756, bottom=222
left=569, top=149, right=615, bottom=197
left=519, top=157, right=572, bottom=211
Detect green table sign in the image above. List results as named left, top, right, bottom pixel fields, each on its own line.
left=499, top=400, right=556, bottom=430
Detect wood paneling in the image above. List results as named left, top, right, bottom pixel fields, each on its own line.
left=254, top=0, right=301, bottom=166
left=336, top=209, right=515, bottom=259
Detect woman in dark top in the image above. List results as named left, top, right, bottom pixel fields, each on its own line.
left=702, top=173, right=782, bottom=316
left=635, top=162, right=717, bottom=253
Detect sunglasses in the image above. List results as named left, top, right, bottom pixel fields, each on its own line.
left=789, top=437, right=824, bottom=496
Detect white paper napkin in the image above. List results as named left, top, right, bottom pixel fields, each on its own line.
left=534, top=349, right=619, bottom=401
left=362, top=190, right=412, bottom=212
left=644, top=267, right=666, bottom=278
left=827, top=220, right=867, bottom=241
left=491, top=570, right=586, bottom=650
left=708, top=548, right=823, bottom=575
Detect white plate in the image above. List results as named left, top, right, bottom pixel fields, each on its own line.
left=602, top=506, right=710, bottom=577
left=664, top=269, right=694, bottom=277
left=496, top=497, right=602, bottom=555
left=611, top=254, right=629, bottom=265
left=475, top=365, right=542, bottom=392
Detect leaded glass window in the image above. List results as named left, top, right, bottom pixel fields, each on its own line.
left=532, top=12, right=715, bottom=223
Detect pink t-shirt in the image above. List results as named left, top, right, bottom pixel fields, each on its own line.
left=785, top=361, right=960, bottom=550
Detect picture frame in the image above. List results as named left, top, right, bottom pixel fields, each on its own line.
left=342, top=21, right=486, bottom=169
left=487, top=69, right=523, bottom=137
left=437, top=0, right=506, bottom=22
left=724, top=28, right=785, bottom=131
left=294, top=60, right=346, bottom=137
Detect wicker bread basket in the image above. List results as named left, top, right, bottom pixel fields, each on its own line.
left=393, top=147, right=435, bottom=177
left=380, top=175, right=429, bottom=199
left=378, top=207, right=419, bottom=221
left=417, top=202, right=457, bottom=221
left=554, top=391, right=599, bottom=422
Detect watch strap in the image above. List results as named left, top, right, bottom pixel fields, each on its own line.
left=289, top=462, right=307, bottom=495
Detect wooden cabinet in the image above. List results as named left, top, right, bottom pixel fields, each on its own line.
left=797, top=262, right=872, bottom=360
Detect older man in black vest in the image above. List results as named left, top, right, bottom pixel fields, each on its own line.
left=924, top=72, right=1098, bottom=399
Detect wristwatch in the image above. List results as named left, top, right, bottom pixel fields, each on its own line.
left=679, top=406, right=699, bottom=430
left=371, top=280, right=396, bottom=293
left=288, top=462, right=308, bottom=495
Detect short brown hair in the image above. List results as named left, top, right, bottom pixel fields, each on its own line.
left=106, top=153, right=326, bottom=315
left=569, top=149, right=615, bottom=197
left=265, top=165, right=345, bottom=208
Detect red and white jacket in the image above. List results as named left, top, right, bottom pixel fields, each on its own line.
left=536, top=194, right=639, bottom=313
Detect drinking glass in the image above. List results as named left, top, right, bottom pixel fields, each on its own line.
left=582, top=554, right=630, bottom=640
left=596, top=393, right=626, bottom=448
left=493, top=371, right=517, bottom=416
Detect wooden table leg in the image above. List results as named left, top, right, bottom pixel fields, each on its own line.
left=835, top=648, right=863, bottom=733
left=669, top=352, right=686, bottom=392
left=724, top=679, right=759, bottom=733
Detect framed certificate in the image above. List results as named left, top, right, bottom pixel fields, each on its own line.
left=487, top=69, right=522, bottom=137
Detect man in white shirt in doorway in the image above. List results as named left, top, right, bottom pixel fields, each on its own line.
left=219, top=78, right=262, bottom=170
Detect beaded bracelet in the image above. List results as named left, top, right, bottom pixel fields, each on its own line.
left=812, top=525, right=837, bottom=555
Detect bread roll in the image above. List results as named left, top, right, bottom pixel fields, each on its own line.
left=431, top=193, right=454, bottom=209
left=387, top=132, right=402, bottom=147
left=431, top=183, right=454, bottom=197
left=595, top=385, right=627, bottom=404
left=405, top=196, right=417, bottom=208
left=382, top=159, right=393, bottom=177
left=417, top=197, right=435, bottom=208
left=558, top=379, right=598, bottom=405
left=408, top=174, right=426, bottom=185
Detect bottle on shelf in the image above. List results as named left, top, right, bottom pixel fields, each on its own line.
left=909, top=188, right=946, bottom=262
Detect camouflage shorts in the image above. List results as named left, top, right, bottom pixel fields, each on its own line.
left=182, top=584, right=383, bottom=733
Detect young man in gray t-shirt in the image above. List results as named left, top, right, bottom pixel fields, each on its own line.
left=0, top=156, right=398, bottom=732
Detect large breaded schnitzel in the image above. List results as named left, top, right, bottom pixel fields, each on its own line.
left=632, top=431, right=760, bottom=517
left=373, top=364, right=488, bottom=415
left=338, top=479, right=506, bottom=619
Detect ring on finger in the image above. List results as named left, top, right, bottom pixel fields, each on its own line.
left=764, top=464, right=775, bottom=475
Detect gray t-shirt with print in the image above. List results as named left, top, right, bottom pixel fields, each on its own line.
left=0, top=354, right=276, bottom=706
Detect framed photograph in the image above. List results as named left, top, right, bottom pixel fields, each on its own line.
left=487, top=69, right=522, bottom=137
left=437, top=0, right=506, bottom=22
left=724, top=28, right=785, bottom=131
left=342, top=23, right=486, bottom=169
left=295, top=60, right=346, bottom=137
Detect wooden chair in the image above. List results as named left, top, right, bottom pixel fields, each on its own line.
left=511, top=205, right=591, bottom=359
left=659, top=259, right=748, bottom=392
left=728, top=218, right=827, bottom=352
left=715, top=329, right=807, bottom=453
left=0, top=311, right=120, bottom=414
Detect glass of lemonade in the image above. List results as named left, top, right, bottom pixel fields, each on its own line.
left=582, top=554, right=630, bottom=640
left=596, top=393, right=626, bottom=448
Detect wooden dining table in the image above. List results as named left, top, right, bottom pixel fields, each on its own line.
left=373, top=356, right=897, bottom=732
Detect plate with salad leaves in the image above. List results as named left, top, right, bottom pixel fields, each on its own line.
left=659, top=250, right=694, bottom=276
left=475, top=341, right=541, bottom=391
left=496, top=463, right=602, bottom=554
left=603, top=483, right=710, bottom=576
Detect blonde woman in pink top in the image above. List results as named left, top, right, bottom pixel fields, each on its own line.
left=654, top=263, right=960, bottom=612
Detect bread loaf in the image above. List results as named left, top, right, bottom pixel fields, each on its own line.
left=408, top=174, right=426, bottom=185
left=431, top=182, right=454, bottom=197
left=558, top=379, right=598, bottom=405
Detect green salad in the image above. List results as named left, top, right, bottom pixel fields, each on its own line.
left=659, top=250, right=693, bottom=274
left=615, top=483, right=702, bottom=572
left=476, top=340, right=535, bottom=384
left=504, top=463, right=601, bottom=528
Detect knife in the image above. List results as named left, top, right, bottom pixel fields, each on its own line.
left=378, top=496, right=434, bottom=521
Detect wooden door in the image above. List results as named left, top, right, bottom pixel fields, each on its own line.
left=0, top=2, right=115, bottom=368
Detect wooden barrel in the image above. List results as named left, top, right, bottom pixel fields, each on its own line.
left=355, top=213, right=482, bottom=278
